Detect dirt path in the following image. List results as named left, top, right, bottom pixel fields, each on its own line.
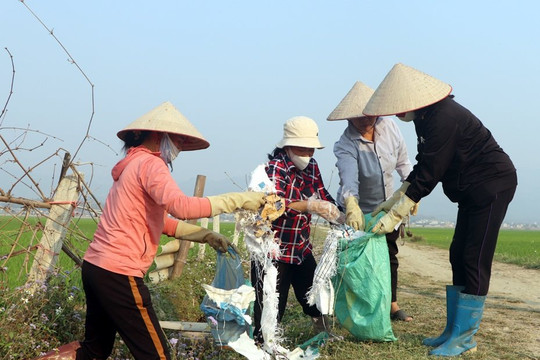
left=397, top=242, right=540, bottom=358
left=398, top=242, right=540, bottom=311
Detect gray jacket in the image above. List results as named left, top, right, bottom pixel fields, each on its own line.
left=333, top=116, right=412, bottom=212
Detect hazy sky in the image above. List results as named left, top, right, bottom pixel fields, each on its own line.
left=1, top=1, right=538, bottom=224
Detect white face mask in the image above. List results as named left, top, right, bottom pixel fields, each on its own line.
left=286, top=148, right=311, bottom=170
left=160, top=133, right=180, bottom=170
left=397, top=111, right=415, bottom=122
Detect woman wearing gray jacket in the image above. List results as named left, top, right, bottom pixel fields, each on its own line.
left=328, top=81, right=414, bottom=322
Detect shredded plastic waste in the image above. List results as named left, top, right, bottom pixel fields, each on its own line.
left=199, top=164, right=329, bottom=359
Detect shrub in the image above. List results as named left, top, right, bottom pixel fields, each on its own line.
left=0, top=270, right=85, bottom=360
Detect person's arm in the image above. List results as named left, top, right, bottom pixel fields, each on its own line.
left=308, top=161, right=344, bottom=224
left=406, top=110, right=458, bottom=203
left=266, top=159, right=302, bottom=217
left=266, top=159, right=342, bottom=223
left=142, top=157, right=212, bottom=219
left=144, top=157, right=265, bottom=219
left=162, top=216, right=233, bottom=253
left=392, top=123, right=418, bottom=216
left=333, top=140, right=363, bottom=228
left=393, top=124, right=413, bottom=181
left=287, top=200, right=308, bottom=212
left=333, top=138, right=360, bottom=204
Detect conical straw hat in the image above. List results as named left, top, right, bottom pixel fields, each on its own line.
left=117, top=101, right=209, bottom=151
left=363, top=63, right=452, bottom=116
left=327, top=81, right=374, bottom=121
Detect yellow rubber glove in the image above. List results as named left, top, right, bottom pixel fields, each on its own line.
left=371, top=181, right=410, bottom=216
left=344, top=196, right=365, bottom=231
left=306, top=198, right=343, bottom=224
left=370, top=194, right=417, bottom=235
left=175, top=221, right=233, bottom=253
left=207, top=192, right=266, bottom=216
left=410, top=200, right=420, bottom=216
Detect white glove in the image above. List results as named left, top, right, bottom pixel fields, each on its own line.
left=306, top=198, right=343, bottom=224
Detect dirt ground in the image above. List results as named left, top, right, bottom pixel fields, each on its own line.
left=396, top=242, right=540, bottom=358
left=398, top=243, right=540, bottom=310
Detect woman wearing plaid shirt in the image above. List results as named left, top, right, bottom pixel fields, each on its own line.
left=251, top=116, right=343, bottom=345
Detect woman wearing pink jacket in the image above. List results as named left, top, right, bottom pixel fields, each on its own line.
left=41, top=101, right=265, bottom=360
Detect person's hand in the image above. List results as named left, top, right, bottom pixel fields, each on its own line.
left=207, top=192, right=266, bottom=216
left=306, top=198, right=342, bottom=224
left=344, top=196, right=365, bottom=230
left=175, top=221, right=234, bottom=253
left=370, top=194, right=417, bottom=235
left=371, top=181, right=410, bottom=216
left=201, top=232, right=235, bottom=253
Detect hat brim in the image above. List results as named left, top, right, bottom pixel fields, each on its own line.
left=327, top=81, right=375, bottom=121
left=117, top=129, right=209, bottom=151
left=117, top=101, right=210, bottom=151
left=363, top=63, right=452, bottom=116
left=276, top=138, right=324, bottom=149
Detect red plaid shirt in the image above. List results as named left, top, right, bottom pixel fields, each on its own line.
left=265, top=151, right=336, bottom=264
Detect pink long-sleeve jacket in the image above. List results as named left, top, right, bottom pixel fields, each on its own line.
left=83, top=146, right=211, bottom=277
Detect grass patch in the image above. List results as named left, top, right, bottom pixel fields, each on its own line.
left=406, top=227, right=540, bottom=269
left=1, top=220, right=539, bottom=359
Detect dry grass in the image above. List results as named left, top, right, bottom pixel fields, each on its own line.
left=119, top=224, right=540, bottom=359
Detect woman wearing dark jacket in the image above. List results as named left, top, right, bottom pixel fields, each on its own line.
left=363, top=63, right=517, bottom=357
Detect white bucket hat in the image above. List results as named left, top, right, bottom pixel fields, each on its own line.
left=276, top=116, right=324, bottom=149
left=327, top=81, right=374, bottom=121
left=363, top=63, right=452, bottom=116
left=117, top=101, right=209, bottom=151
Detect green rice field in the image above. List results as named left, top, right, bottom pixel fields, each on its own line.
left=407, top=227, right=540, bottom=269
left=1, top=217, right=539, bottom=289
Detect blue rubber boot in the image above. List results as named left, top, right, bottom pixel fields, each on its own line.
left=423, top=285, right=464, bottom=347
left=429, top=292, right=486, bottom=357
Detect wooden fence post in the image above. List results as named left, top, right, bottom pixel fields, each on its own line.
left=232, top=213, right=242, bottom=246
left=212, top=215, right=220, bottom=235
left=27, top=174, right=81, bottom=293
left=197, top=217, right=209, bottom=260
left=170, top=175, right=206, bottom=279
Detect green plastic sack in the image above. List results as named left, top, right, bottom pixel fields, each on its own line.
left=332, top=212, right=397, bottom=342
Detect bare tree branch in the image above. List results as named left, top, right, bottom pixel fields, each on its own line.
left=0, top=126, right=62, bottom=141
left=20, top=0, right=95, bottom=163
left=0, top=195, right=51, bottom=209
left=0, top=48, right=15, bottom=126
left=86, top=135, right=119, bottom=157
left=0, top=134, right=49, bottom=199
left=224, top=171, right=245, bottom=191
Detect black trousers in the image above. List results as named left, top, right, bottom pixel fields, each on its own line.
left=251, top=253, right=321, bottom=343
left=386, top=229, right=400, bottom=303
left=77, top=261, right=170, bottom=360
left=450, top=186, right=516, bottom=296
